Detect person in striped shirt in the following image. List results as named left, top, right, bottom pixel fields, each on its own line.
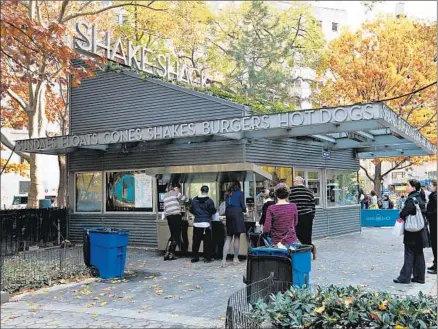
left=289, top=176, right=316, bottom=259
left=163, top=183, right=187, bottom=261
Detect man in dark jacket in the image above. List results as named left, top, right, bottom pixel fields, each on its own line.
left=427, top=179, right=437, bottom=274
left=189, top=186, right=216, bottom=263
left=394, top=179, right=427, bottom=284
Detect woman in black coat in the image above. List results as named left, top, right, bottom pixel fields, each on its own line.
left=427, top=179, right=437, bottom=274
left=394, top=179, right=427, bottom=284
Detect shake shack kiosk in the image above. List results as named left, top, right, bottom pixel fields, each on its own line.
left=17, top=23, right=436, bottom=254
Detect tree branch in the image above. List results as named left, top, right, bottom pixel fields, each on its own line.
left=61, top=1, right=165, bottom=24
left=7, top=89, right=28, bottom=111
left=360, top=165, right=374, bottom=182
left=58, top=0, right=70, bottom=23
left=381, top=158, right=410, bottom=178
left=0, top=132, right=31, bottom=163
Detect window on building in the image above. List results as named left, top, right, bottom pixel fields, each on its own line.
left=326, top=170, right=359, bottom=207
left=105, top=170, right=153, bottom=212
left=260, top=166, right=293, bottom=187
left=293, top=168, right=322, bottom=207
left=332, top=22, right=338, bottom=32
left=392, top=172, right=405, bottom=179
left=19, top=181, right=30, bottom=194
left=427, top=171, right=437, bottom=178
left=75, top=172, right=102, bottom=212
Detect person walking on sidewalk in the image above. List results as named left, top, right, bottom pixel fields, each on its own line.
left=163, top=183, right=187, bottom=261
left=394, top=179, right=427, bottom=284
left=427, top=179, right=437, bottom=274
left=289, top=176, right=316, bottom=259
left=190, top=186, right=216, bottom=263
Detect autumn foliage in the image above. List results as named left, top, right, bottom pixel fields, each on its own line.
left=315, top=15, right=437, bottom=192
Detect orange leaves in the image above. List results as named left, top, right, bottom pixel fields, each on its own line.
left=316, top=15, right=436, bottom=146
left=0, top=158, right=30, bottom=177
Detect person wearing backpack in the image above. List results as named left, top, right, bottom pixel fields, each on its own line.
left=394, top=179, right=427, bottom=284
left=189, top=185, right=217, bottom=263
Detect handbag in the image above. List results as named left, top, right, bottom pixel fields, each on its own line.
left=392, top=219, right=405, bottom=237
left=404, top=197, right=425, bottom=232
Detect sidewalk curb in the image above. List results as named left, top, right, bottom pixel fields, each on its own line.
left=1, top=291, right=9, bottom=304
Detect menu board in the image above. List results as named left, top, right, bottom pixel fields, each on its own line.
left=106, top=171, right=153, bottom=212
left=135, top=173, right=153, bottom=208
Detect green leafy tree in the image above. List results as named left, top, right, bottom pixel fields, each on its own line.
left=210, top=1, right=324, bottom=105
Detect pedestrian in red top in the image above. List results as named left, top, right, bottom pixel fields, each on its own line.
left=263, top=183, right=299, bottom=246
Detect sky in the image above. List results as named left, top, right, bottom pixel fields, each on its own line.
left=209, top=1, right=437, bottom=29
left=314, top=1, right=437, bottom=29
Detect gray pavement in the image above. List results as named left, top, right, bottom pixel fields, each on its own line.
left=1, top=227, right=436, bottom=328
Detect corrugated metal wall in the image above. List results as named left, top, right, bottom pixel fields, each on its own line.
left=313, top=206, right=361, bottom=238
left=70, top=71, right=246, bottom=134
left=68, top=140, right=245, bottom=172
left=245, top=139, right=359, bottom=169
left=69, top=214, right=157, bottom=247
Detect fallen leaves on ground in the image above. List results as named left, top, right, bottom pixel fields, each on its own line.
left=171, top=314, right=180, bottom=317
left=164, top=295, right=176, bottom=299
left=100, top=301, right=108, bottom=306
left=155, top=289, right=164, bottom=295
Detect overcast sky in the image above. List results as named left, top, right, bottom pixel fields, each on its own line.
left=315, top=1, right=437, bottom=29
left=209, top=1, right=437, bottom=29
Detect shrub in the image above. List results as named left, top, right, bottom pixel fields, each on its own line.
left=250, top=285, right=437, bottom=329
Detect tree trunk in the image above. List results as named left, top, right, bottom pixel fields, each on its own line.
left=27, top=82, right=48, bottom=208
left=57, top=155, right=67, bottom=208
left=373, top=162, right=382, bottom=196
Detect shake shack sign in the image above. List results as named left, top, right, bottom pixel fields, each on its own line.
left=74, top=22, right=209, bottom=87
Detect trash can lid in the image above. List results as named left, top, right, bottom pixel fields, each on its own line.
left=88, top=228, right=129, bottom=235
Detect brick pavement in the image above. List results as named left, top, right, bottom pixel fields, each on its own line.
left=1, top=227, right=436, bottom=328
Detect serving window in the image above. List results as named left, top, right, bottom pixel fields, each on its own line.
left=326, top=170, right=359, bottom=207
left=105, top=170, right=154, bottom=212
left=75, top=172, right=103, bottom=212
left=293, top=168, right=322, bottom=207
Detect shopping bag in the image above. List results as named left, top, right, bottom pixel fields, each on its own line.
left=211, top=212, right=220, bottom=221
left=219, top=201, right=226, bottom=216
left=405, top=197, right=425, bottom=232
left=392, top=219, right=405, bottom=237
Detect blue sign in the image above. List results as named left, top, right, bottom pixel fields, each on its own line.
left=361, top=209, right=399, bottom=227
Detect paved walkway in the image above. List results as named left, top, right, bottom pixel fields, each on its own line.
left=1, top=228, right=436, bottom=328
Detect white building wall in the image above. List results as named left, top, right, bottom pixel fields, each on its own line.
left=1, top=128, right=59, bottom=208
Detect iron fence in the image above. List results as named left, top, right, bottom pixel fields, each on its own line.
left=0, top=245, right=88, bottom=294
left=0, top=208, right=67, bottom=256
left=225, top=275, right=292, bottom=329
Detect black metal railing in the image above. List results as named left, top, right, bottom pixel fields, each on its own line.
left=225, top=275, right=292, bottom=329
left=0, top=208, right=68, bottom=256
left=0, top=245, right=88, bottom=294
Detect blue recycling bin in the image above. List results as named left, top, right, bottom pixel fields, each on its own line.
left=87, top=228, right=129, bottom=279
left=246, top=245, right=312, bottom=288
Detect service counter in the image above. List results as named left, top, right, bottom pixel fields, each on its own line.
left=157, top=217, right=255, bottom=256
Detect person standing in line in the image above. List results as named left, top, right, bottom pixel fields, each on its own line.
left=163, top=183, right=187, bottom=261
left=427, top=179, right=437, bottom=274
left=264, top=183, right=299, bottom=246
left=222, top=182, right=246, bottom=267
left=190, top=186, right=216, bottom=263
left=289, top=176, right=316, bottom=259
left=398, top=194, right=406, bottom=209
left=394, top=179, right=426, bottom=284
left=369, top=190, right=378, bottom=209
left=259, top=189, right=275, bottom=230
